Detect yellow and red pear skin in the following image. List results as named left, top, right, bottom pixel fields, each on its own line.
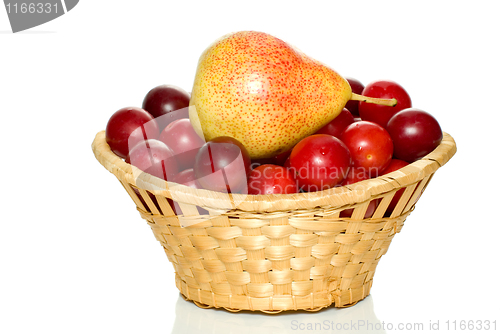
left=189, top=31, right=352, bottom=159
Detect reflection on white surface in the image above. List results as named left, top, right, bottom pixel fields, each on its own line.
left=171, top=294, right=386, bottom=334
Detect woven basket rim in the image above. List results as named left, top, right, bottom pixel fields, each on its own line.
left=92, top=130, right=456, bottom=212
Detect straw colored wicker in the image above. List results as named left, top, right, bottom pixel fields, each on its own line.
left=92, top=131, right=456, bottom=313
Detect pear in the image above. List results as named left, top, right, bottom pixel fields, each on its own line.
left=189, top=31, right=395, bottom=159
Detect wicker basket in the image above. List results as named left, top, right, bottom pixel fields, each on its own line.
left=92, top=131, right=456, bottom=313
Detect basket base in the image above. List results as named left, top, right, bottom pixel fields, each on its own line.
left=175, top=274, right=371, bottom=313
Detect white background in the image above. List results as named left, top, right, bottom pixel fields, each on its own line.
left=1, top=1, right=499, bottom=333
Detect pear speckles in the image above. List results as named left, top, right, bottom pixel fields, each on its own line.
left=190, top=31, right=352, bottom=159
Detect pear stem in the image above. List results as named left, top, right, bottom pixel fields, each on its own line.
left=351, top=93, right=398, bottom=107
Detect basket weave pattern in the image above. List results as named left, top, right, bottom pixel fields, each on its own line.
left=92, top=131, right=456, bottom=312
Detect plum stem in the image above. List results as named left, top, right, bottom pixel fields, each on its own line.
left=351, top=93, right=398, bottom=107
